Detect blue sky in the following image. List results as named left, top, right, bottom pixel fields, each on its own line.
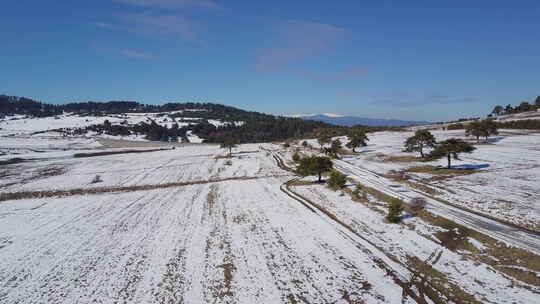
left=1, top=0, right=539, bottom=121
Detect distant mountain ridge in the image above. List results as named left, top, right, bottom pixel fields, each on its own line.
left=293, top=113, right=430, bottom=127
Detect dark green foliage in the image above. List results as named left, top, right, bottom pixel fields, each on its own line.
left=327, top=171, right=347, bottom=190
left=317, top=133, right=332, bottom=151
left=220, top=137, right=239, bottom=156
left=346, top=129, right=369, bottom=152
left=296, top=156, right=333, bottom=182
left=0, top=95, right=61, bottom=117
left=71, top=119, right=188, bottom=142
left=494, top=119, right=540, bottom=130
left=301, top=140, right=309, bottom=148
left=465, top=120, right=498, bottom=142
left=491, top=105, right=504, bottom=116
left=283, top=142, right=290, bottom=148
left=292, top=152, right=301, bottom=163
left=1, top=95, right=332, bottom=144
left=430, top=138, right=476, bottom=169
left=489, top=97, right=540, bottom=116
left=386, top=199, right=404, bottom=223
left=447, top=123, right=465, bottom=130
left=323, top=139, right=342, bottom=158
left=404, top=129, right=436, bottom=158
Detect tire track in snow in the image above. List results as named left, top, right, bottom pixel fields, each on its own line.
left=333, top=159, right=540, bottom=254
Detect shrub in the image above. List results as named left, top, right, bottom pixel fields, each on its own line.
left=283, top=142, right=290, bottom=148
left=292, top=152, right=301, bottom=163
left=91, top=175, right=103, bottom=184
left=410, top=197, right=427, bottom=214
left=447, top=123, right=464, bottom=130
left=224, top=160, right=233, bottom=166
left=352, top=186, right=360, bottom=198
left=327, top=171, right=347, bottom=190
left=386, top=198, right=404, bottom=223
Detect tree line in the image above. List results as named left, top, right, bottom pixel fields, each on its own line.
left=71, top=120, right=189, bottom=142
left=490, top=96, right=540, bottom=116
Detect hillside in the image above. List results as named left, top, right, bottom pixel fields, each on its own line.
left=0, top=95, right=332, bottom=144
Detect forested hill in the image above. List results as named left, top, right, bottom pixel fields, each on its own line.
left=0, top=95, right=335, bottom=143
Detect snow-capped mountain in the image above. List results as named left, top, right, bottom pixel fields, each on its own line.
left=290, top=113, right=430, bottom=127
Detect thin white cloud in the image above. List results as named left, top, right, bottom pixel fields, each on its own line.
left=255, top=20, right=346, bottom=72
left=114, top=0, right=220, bottom=9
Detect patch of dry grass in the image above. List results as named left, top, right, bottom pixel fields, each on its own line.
left=406, top=165, right=476, bottom=176
left=354, top=181, right=540, bottom=287
left=384, top=155, right=421, bottom=163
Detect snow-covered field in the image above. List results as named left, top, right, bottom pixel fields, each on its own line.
left=1, top=128, right=539, bottom=303
left=0, top=112, right=242, bottom=145
left=305, top=130, right=540, bottom=231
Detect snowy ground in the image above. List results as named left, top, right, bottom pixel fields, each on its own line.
left=305, top=130, right=540, bottom=231
left=0, top=112, right=242, bottom=146
left=1, top=138, right=539, bottom=303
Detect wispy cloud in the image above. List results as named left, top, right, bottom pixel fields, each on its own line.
left=121, top=49, right=157, bottom=59
left=255, top=20, right=346, bottom=72
left=120, top=13, right=200, bottom=40
left=113, top=0, right=221, bottom=9
left=96, top=13, right=201, bottom=41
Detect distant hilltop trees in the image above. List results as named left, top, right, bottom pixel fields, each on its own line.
left=490, top=96, right=540, bottom=116
left=0, top=94, right=333, bottom=144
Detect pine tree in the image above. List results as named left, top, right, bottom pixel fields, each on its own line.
left=317, top=134, right=331, bottom=151
left=465, top=121, right=483, bottom=143
left=296, top=156, right=333, bottom=182
left=491, top=105, right=503, bottom=116
left=220, top=137, right=239, bottom=156
left=386, top=199, right=404, bottom=223
left=327, top=171, right=347, bottom=190
left=346, top=130, right=369, bottom=152
left=404, top=129, right=436, bottom=158
left=465, top=120, right=498, bottom=142
left=430, top=138, right=476, bottom=169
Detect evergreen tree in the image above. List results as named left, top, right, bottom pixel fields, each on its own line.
left=535, top=96, right=540, bottom=107
left=518, top=101, right=532, bottom=112
left=465, top=121, right=484, bottom=143
left=296, top=156, right=333, bottom=182
left=491, top=105, right=503, bottom=116
left=327, top=171, right=347, bottom=190
left=220, top=137, right=239, bottom=156
left=481, top=119, right=499, bottom=141
left=317, top=134, right=331, bottom=151
left=328, top=139, right=342, bottom=156
left=505, top=104, right=513, bottom=114
left=346, top=130, right=369, bottom=152
left=404, top=129, right=436, bottom=158
left=386, top=199, right=404, bottom=223
left=465, top=120, right=498, bottom=142
left=430, top=138, right=476, bottom=169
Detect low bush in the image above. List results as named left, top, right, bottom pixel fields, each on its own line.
left=327, top=171, right=347, bottom=190
left=386, top=198, right=404, bottom=223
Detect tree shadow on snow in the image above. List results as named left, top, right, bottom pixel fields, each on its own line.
left=486, top=136, right=504, bottom=143
left=450, top=163, right=490, bottom=170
